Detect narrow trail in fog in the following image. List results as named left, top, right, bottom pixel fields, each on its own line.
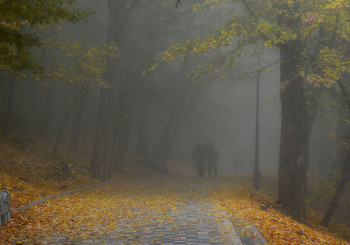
left=16, top=177, right=267, bottom=244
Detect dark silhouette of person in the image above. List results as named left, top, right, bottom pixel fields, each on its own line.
left=192, top=143, right=207, bottom=177
left=206, top=142, right=219, bottom=177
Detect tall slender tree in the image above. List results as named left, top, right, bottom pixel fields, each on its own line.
left=90, top=0, right=141, bottom=180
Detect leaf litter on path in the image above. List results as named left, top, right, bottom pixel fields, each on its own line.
left=1, top=176, right=348, bottom=244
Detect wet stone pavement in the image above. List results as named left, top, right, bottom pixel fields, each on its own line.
left=30, top=178, right=266, bottom=245
left=45, top=200, right=242, bottom=245
left=134, top=201, right=242, bottom=245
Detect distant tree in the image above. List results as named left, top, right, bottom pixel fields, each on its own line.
left=321, top=77, right=350, bottom=227
left=42, top=40, right=118, bottom=156
left=90, top=0, right=141, bottom=180
left=321, top=136, right=350, bottom=228
left=153, top=64, right=188, bottom=165
left=70, top=87, right=89, bottom=151
left=131, top=1, right=192, bottom=159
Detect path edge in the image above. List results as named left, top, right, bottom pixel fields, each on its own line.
left=14, top=176, right=164, bottom=211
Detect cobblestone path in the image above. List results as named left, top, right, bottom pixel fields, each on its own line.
left=25, top=177, right=266, bottom=245
left=43, top=202, right=242, bottom=245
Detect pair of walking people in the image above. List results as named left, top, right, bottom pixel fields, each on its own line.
left=192, top=142, right=219, bottom=177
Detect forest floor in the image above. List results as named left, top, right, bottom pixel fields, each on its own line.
left=0, top=138, right=349, bottom=244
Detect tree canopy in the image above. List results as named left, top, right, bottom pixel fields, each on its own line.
left=0, top=0, right=91, bottom=73
left=159, top=0, right=350, bottom=87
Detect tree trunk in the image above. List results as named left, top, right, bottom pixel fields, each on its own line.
left=40, top=83, right=55, bottom=137
left=52, top=91, right=81, bottom=156
left=276, top=2, right=307, bottom=222
left=113, top=114, right=133, bottom=167
left=304, top=87, right=321, bottom=171
left=320, top=77, right=350, bottom=226
left=2, top=81, right=15, bottom=138
left=90, top=0, right=118, bottom=180
left=90, top=88, right=110, bottom=180
left=70, top=87, right=88, bottom=151
left=321, top=148, right=350, bottom=227
left=111, top=82, right=133, bottom=168
left=329, top=115, right=345, bottom=176
left=136, top=98, right=148, bottom=155
left=91, top=0, right=141, bottom=178
left=154, top=102, right=183, bottom=165
left=111, top=67, right=134, bottom=167
left=30, top=81, right=40, bottom=121
left=318, top=130, right=332, bottom=177
left=276, top=42, right=307, bottom=222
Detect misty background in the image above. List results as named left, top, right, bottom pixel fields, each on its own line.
left=0, top=0, right=338, bottom=177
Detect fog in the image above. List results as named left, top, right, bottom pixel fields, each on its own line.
left=0, top=0, right=340, bottom=178
left=3, top=1, right=350, bottom=242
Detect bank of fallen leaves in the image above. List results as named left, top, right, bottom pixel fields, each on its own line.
left=212, top=185, right=349, bottom=245
left=0, top=161, right=97, bottom=209
left=0, top=179, right=184, bottom=244
left=0, top=139, right=100, bottom=208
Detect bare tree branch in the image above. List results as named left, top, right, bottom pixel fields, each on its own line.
left=125, top=0, right=142, bottom=23
left=241, top=0, right=255, bottom=17
left=175, top=0, right=182, bottom=8
left=152, top=10, right=191, bottom=36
